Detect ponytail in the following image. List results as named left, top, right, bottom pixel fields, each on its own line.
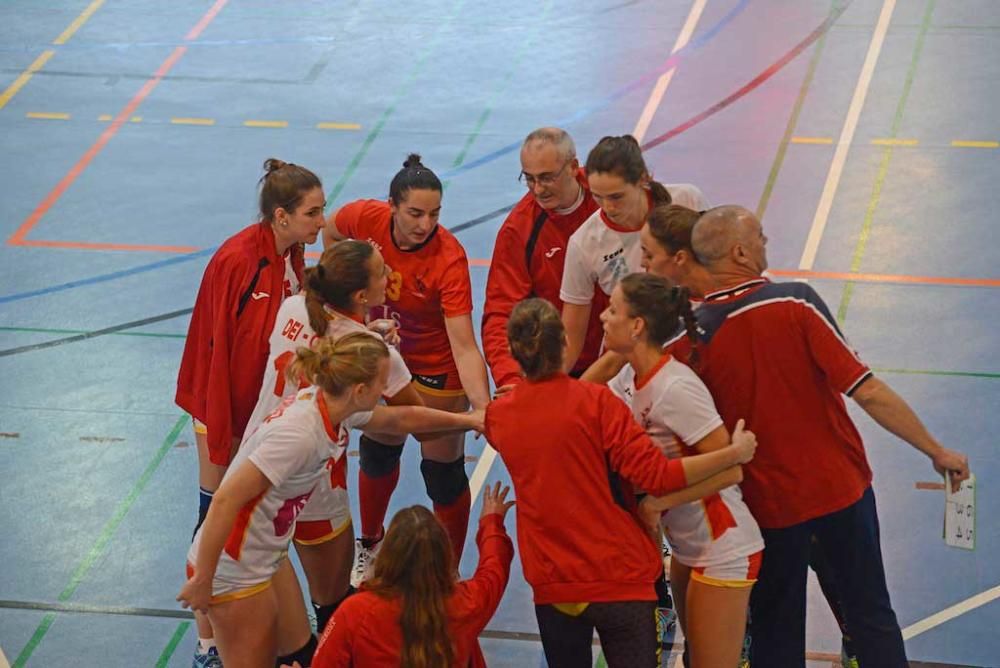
left=286, top=332, right=388, bottom=397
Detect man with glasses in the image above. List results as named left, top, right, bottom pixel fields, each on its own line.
left=482, top=128, right=606, bottom=393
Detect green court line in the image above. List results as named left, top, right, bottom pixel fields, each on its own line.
left=13, top=415, right=189, bottom=667
left=755, top=1, right=837, bottom=221
left=873, top=367, right=1000, bottom=380
left=0, top=325, right=184, bottom=339
left=155, top=621, right=191, bottom=668
left=836, top=0, right=936, bottom=324
left=324, top=0, right=470, bottom=207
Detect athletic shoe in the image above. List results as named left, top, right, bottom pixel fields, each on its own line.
left=738, top=628, right=751, bottom=668
left=656, top=605, right=677, bottom=644
left=350, top=536, right=382, bottom=588
left=192, top=645, right=222, bottom=668
left=841, top=646, right=859, bottom=668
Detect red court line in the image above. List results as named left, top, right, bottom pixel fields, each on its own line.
left=15, top=238, right=200, bottom=253
left=768, top=269, right=1000, bottom=288
left=915, top=481, right=946, bottom=491
left=7, top=0, right=229, bottom=247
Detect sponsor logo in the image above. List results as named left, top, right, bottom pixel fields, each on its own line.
left=251, top=291, right=270, bottom=300
left=545, top=246, right=562, bottom=258
left=602, top=247, right=625, bottom=263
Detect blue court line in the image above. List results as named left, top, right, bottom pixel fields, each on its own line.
left=436, top=0, right=751, bottom=180
left=0, top=247, right=215, bottom=305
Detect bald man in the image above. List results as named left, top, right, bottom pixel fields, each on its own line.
left=665, top=206, right=969, bottom=667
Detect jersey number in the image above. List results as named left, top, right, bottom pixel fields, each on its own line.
left=386, top=270, right=403, bottom=301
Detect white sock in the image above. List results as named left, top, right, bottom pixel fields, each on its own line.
left=197, top=637, right=216, bottom=654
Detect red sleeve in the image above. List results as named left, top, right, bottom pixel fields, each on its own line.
left=598, top=386, right=688, bottom=495
left=459, top=514, right=514, bottom=628
left=313, top=596, right=363, bottom=667
left=797, top=287, right=871, bottom=395
left=438, top=244, right=474, bottom=318
left=334, top=200, right=366, bottom=239
left=481, top=221, right=533, bottom=388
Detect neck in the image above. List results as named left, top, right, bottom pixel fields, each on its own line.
left=706, top=265, right=761, bottom=292
left=271, top=224, right=294, bottom=256
left=622, top=194, right=649, bottom=230
left=555, top=180, right=583, bottom=211
left=624, top=341, right=663, bottom=379
left=322, top=390, right=357, bottom=424
left=685, top=265, right=715, bottom=299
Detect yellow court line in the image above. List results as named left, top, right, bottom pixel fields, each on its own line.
left=871, top=138, right=919, bottom=146
left=0, top=51, right=55, bottom=110
left=791, top=136, right=834, bottom=144
left=26, top=112, right=70, bottom=120
left=53, top=0, right=106, bottom=45
left=951, top=140, right=999, bottom=149
left=316, top=122, right=361, bottom=130
left=244, top=120, right=288, bottom=128
left=130, top=116, right=142, bottom=123
left=172, top=117, right=215, bottom=126
left=97, top=114, right=112, bottom=121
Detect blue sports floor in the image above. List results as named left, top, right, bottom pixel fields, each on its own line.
left=1, top=1, right=998, bottom=666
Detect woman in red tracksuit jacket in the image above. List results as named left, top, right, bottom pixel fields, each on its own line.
left=176, top=158, right=325, bottom=664
left=484, top=298, right=757, bottom=668
left=311, top=483, right=515, bottom=668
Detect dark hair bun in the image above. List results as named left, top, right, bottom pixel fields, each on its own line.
left=262, top=158, right=288, bottom=175
left=403, top=153, right=424, bottom=169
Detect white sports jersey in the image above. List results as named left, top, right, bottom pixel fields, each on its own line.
left=560, top=184, right=710, bottom=305
left=283, top=253, right=300, bottom=298
left=245, top=295, right=412, bottom=435
left=189, top=388, right=372, bottom=592
left=609, top=355, right=763, bottom=568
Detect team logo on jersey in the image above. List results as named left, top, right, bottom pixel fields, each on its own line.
left=273, top=491, right=313, bottom=536
left=412, top=273, right=429, bottom=298
left=251, top=291, right=270, bottom=300
left=545, top=247, right=562, bottom=258
left=602, top=247, right=625, bottom=263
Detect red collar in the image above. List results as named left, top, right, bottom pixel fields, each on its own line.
left=315, top=391, right=341, bottom=442
left=633, top=353, right=672, bottom=391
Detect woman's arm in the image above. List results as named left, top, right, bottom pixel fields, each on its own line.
left=363, top=405, right=484, bottom=439
left=178, top=462, right=272, bottom=611
left=560, top=302, right=592, bottom=373
left=444, top=314, right=491, bottom=411
left=579, top=350, right=627, bottom=384
left=322, top=207, right=348, bottom=248
left=640, top=425, right=743, bottom=513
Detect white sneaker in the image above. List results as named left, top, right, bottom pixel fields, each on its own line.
left=350, top=537, right=382, bottom=588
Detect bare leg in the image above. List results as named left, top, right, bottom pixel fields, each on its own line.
left=685, top=578, right=752, bottom=668
left=296, top=527, right=354, bottom=605
left=208, top=585, right=279, bottom=668
left=271, top=558, right=313, bottom=656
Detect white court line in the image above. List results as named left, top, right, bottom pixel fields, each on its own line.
left=631, top=0, right=708, bottom=143
left=0, top=644, right=9, bottom=668
left=797, top=0, right=897, bottom=271
left=471, top=0, right=709, bottom=500
left=902, top=582, right=1000, bottom=640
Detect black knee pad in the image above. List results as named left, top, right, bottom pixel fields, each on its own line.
left=420, top=456, right=469, bottom=505
left=359, top=434, right=403, bottom=477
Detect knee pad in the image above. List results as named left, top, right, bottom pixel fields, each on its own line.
left=420, top=456, right=469, bottom=506
left=358, top=434, right=403, bottom=478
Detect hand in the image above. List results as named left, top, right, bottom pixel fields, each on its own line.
left=177, top=574, right=212, bottom=613
left=932, top=447, right=970, bottom=493
left=637, top=497, right=663, bottom=544
left=493, top=383, right=516, bottom=398
left=481, top=481, right=515, bottom=520
left=367, top=319, right=400, bottom=347
left=731, top=418, right=756, bottom=464
left=467, top=408, right=485, bottom=437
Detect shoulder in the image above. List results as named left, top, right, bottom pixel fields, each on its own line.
left=498, top=193, right=543, bottom=237
left=665, top=183, right=709, bottom=209
left=212, top=224, right=266, bottom=268
left=434, top=226, right=469, bottom=259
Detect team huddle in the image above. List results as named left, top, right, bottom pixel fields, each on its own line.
left=174, top=129, right=970, bottom=668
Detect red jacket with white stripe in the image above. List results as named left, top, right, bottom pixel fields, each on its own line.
left=485, top=374, right=689, bottom=604
left=175, top=223, right=304, bottom=465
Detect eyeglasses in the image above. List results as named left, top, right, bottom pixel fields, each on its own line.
left=518, top=161, right=570, bottom=188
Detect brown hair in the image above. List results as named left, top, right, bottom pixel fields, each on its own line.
left=618, top=273, right=700, bottom=362
left=259, top=158, right=322, bottom=222
left=285, top=332, right=388, bottom=396
left=368, top=505, right=455, bottom=668
left=507, top=298, right=564, bottom=380
left=646, top=204, right=700, bottom=256
left=304, top=241, right=375, bottom=336
left=585, top=135, right=671, bottom=206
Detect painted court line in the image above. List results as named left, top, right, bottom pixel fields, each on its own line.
left=12, top=416, right=189, bottom=667
left=25, top=111, right=69, bottom=120
left=902, top=583, right=1000, bottom=640
left=6, top=0, right=230, bottom=248
left=951, top=140, right=998, bottom=149
left=0, top=645, right=8, bottom=668
left=798, top=0, right=897, bottom=271
left=630, top=0, right=707, bottom=143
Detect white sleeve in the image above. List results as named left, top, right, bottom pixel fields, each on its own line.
left=385, top=348, right=413, bottom=398
left=607, top=367, right=632, bottom=403
left=559, top=232, right=596, bottom=305
left=659, top=376, right=723, bottom=447
left=344, top=409, right=374, bottom=431
left=666, top=184, right=711, bottom=212
left=249, top=425, right=317, bottom=487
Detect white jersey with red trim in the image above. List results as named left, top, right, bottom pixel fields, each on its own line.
left=189, top=388, right=372, bottom=591
left=609, top=355, right=763, bottom=568
left=245, top=294, right=412, bottom=435
left=560, top=184, right=709, bottom=305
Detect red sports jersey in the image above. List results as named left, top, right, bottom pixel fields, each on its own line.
left=313, top=514, right=513, bottom=668
left=176, top=222, right=304, bottom=464
left=482, top=169, right=606, bottom=388
left=665, top=278, right=874, bottom=529
left=336, top=199, right=473, bottom=379
left=485, top=374, right=689, bottom=604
